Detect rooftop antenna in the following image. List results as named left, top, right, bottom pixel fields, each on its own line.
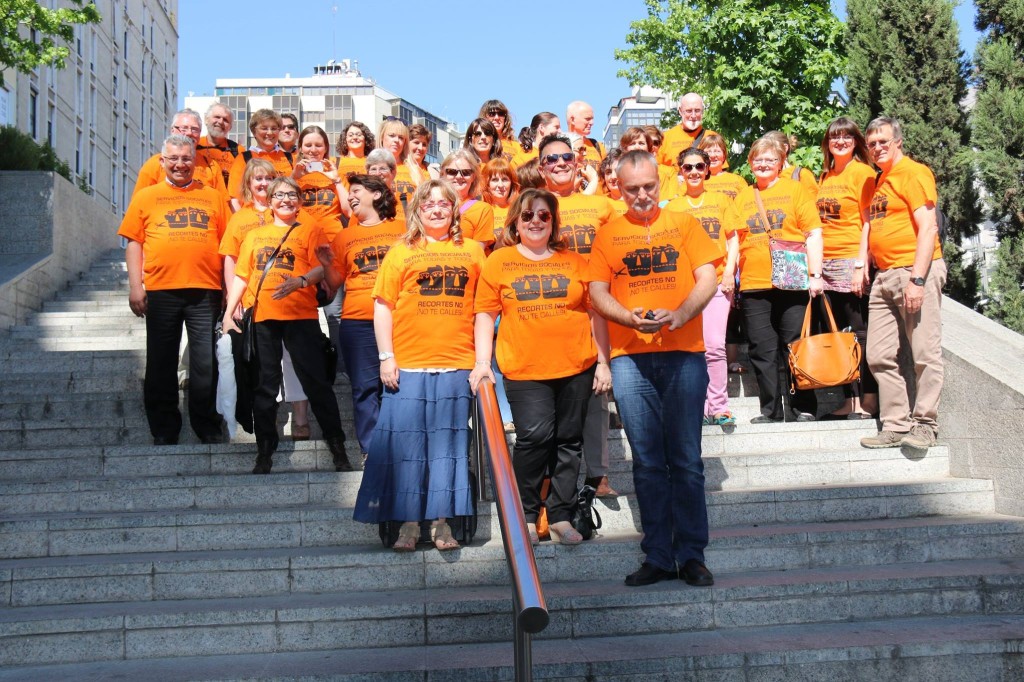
left=332, top=4, right=338, bottom=61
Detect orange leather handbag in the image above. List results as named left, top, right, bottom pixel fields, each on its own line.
left=787, top=295, right=862, bottom=393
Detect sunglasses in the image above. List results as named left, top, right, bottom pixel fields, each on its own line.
left=281, top=124, right=297, bottom=130
left=541, top=152, right=575, bottom=166
left=681, top=162, right=707, bottom=172
left=486, top=109, right=506, bottom=117
left=444, top=168, right=474, bottom=178
left=520, top=209, right=552, bottom=223
left=471, top=130, right=492, bottom=138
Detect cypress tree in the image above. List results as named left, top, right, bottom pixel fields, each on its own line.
left=974, top=0, right=1024, bottom=332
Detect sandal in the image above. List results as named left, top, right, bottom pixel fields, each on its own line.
left=527, top=523, right=539, bottom=546
left=392, top=522, right=419, bottom=552
left=713, top=413, right=736, bottom=426
left=430, top=521, right=461, bottom=551
left=548, top=522, right=583, bottom=546
left=291, top=422, right=310, bottom=441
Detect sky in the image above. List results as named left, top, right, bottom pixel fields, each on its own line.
left=178, top=0, right=984, bottom=135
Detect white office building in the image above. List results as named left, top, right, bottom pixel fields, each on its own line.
left=602, top=86, right=675, bottom=150
left=185, top=60, right=463, bottom=164
left=0, top=0, right=180, bottom=215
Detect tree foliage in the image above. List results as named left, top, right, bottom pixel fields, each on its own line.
left=615, top=0, right=846, bottom=174
left=973, top=0, right=1024, bottom=331
left=0, top=0, right=101, bottom=87
left=845, top=0, right=980, bottom=305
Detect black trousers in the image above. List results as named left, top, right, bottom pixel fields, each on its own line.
left=252, top=319, right=344, bottom=446
left=144, top=288, right=223, bottom=440
left=742, top=289, right=817, bottom=418
left=823, top=291, right=879, bottom=397
left=504, top=365, right=595, bottom=524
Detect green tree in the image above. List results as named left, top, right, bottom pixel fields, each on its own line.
left=0, top=1, right=101, bottom=88
left=973, top=0, right=1024, bottom=331
left=615, top=0, right=846, bottom=174
left=845, top=0, right=980, bottom=305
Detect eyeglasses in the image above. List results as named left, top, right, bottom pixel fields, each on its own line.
left=681, top=162, right=707, bottom=172
left=271, top=191, right=299, bottom=200
left=829, top=133, right=854, bottom=142
left=471, top=130, right=492, bottom=138
left=256, top=127, right=280, bottom=134
left=867, top=138, right=894, bottom=150
left=520, top=209, right=552, bottom=223
left=171, top=125, right=200, bottom=134
left=541, top=152, right=575, bottom=166
left=345, top=132, right=364, bottom=138
left=281, top=124, right=297, bottom=131
left=419, top=201, right=453, bottom=212
left=444, top=168, right=474, bottom=178
left=163, top=156, right=194, bottom=164
left=752, top=158, right=779, bottom=167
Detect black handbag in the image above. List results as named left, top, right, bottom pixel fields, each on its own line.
left=571, top=484, right=602, bottom=540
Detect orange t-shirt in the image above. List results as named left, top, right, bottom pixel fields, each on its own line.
left=665, top=191, right=739, bottom=282
left=706, top=171, right=748, bottom=201
left=220, top=204, right=271, bottom=309
left=476, top=247, right=596, bottom=381
left=868, top=156, right=943, bottom=270
left=330, top=217, right=407, bottom=320
left=372, top=238, right=486, bottom=370
left=657, top=166, right=680, bottom=199
left=499, top=138, right=523, bottom=163
left=817, top=160, right=875, bottom=260
left=132, top=151, right=226, bottom=200
left=609, top=197, right=629, bottom=217
left=733, top=178, right=822, bottom=291
left=334, top=155, right=368, bottom=187
left=393, top=165, right=419, bottom=203
left=458, top=200, right=496, bottom=247
left=486, top=201, right=512, bottom=248
left=587, top=208, right=720, bottom=358
left=658, top=126, right=717, bottom=167
left=789, top=166, right=819, bottom=200
left=118, top=180, right=226, bottom=291
left=198, top=136, right=245, bottom=187
left=556, top=193, right=617, bottom=259
left=227, top=150, right=295, bottom=201
left=235, top=220, right=324, bottom=322
left=579, top=138, right=606, bottom=173
left=510, top=148, right=537, bottom=170
left=298, top=171, right=343, bottom=236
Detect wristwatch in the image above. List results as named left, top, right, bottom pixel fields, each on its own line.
left=809, top=273, right=823, bottom=279
left=853, top=260, right=865, bottom=269
left=909, top=276, right=926, bottom=286
left=378, top=351, right=394, bottom=361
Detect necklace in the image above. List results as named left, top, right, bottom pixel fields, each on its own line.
left=686, top=194, right=705, bottom=208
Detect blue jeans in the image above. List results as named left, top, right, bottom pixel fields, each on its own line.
left=611, top=351, right=709, bottom=570
left=338, top=318, right=382, bottom=453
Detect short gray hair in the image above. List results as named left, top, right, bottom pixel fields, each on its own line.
left=365, top=148, right=397, bottom=172
left=204, top=102, right=232, bottom=122
left=865, top=116, right=903, bottom=142
left=163, top=134, right=196, bottom=154
left=614, top=149, right=658, bottom=176
left=172, top=108, right=202, bottom=129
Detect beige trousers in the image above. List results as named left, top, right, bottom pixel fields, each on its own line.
left=866, top=259, right=947, bottom=434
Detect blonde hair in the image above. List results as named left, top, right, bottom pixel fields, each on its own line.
left=747, top=136, right=786, bottom=169
left=403, top=180, right=463, bottom=247
left=439, top=149, right=481, bottom=197
left=240, top=158, right=276, bottom=205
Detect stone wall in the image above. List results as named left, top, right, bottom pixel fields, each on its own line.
left=0, top=171, right=118, bottom=330
left=940, top=297, right=1024, bottom=517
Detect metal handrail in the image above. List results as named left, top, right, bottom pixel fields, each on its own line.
left=473, top=378, right=548, bottom=681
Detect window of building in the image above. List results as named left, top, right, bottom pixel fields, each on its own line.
left=88, top=141, right=95, bottom=186
left=76, top=129, right=83, bottom=174
left=47, top=102, right=55, bottom=145
left=29, top=89, right=38, bottom=139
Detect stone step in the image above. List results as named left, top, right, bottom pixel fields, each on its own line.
left=0, top=441, right=954, bottom=514
left=3, top=514, right=1023, bottom=608
left=3, top=614, right=1017, bottom=681
left=0, top=557, right=1020, bottom=666
left=0, top=479, right=995, bottom=559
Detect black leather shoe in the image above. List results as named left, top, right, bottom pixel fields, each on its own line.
left=199, top=433, right=226, bottom=445
left=252, top=438, right=277, bottom=475
left=624, top=562, right=677, bottom=587
left=791, top=409, right=816, bottom=422
left=326, top=435, right=355, bottom=472
left=680, top=559, right=714, bottom=587
left=153, top=436, right=178, bottom=446
left=751, top=415, right=782, bottom=424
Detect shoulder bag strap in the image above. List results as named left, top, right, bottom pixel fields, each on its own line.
left=250, top=222, right=300, bottom=319
left=753, top=188, right=773, bottom=239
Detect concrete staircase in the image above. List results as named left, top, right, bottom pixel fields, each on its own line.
left=0, top=250, right=1022, bottom=681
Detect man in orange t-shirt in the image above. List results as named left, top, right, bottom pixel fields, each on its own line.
left=118, top=135, right=227, bottom=446
left=587, top=150, right=719, bottom=588
left=658, top=93, right=718, bottom=168
left=539, top=132, right=618, bottom=497
left=860, top=117, right=947, bottom=452
left=198, top=102, right=245, bottom=187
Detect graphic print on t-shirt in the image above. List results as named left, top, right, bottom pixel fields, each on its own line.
left=869, top=194, right=888, bottom=221
left=620, top=245, right=679, bottom=277
left=508, top=273, right=570, bottom=301
left=165, top=206, right=212, bottom=229
left=746, top=208, right=784, bottom=234
left=255, top=245, right=296, bottom=272
left=416, top=265, right=469, bottom=297
left=564, top=224, right=598, bottom=254
left=817, top=198, right=842, bottom=223
left=302, top=186, right=338, bottom=210
left=699, top=216, right=722, bottom=241
left=352, top=245, right=391, bottom=273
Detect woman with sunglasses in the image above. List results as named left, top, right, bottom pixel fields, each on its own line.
left=479, top=99, right=522, bottom=162
left=335, top=121, right=375, bottom=189
left=353, top=180, right=486, bottom=552
left=318, top=174, right=405, bottom=465
left=698, top=133, right=747, bottom=201
left=817, top=116, right=878, bottom=419
left=471, top=188, right=612, bottom=545
left=463, top=118, right=504, bottom=166
left=665, top=148, right=740, bottom=428
left=733, top=136, right=824, bottom=423
left=439, top=149, right=495, bottom=247
left=221, top=177, right=351, bottom=474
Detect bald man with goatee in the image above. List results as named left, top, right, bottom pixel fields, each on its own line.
left=658, top=93, right=717, bottom=168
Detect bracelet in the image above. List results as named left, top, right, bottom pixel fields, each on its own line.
left=474, top=360, right=489, bottom=366
left=299, top=275, right=308, bottom=287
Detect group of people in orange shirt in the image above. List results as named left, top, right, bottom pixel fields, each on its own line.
left=117, top=93, right=946, bottom=587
